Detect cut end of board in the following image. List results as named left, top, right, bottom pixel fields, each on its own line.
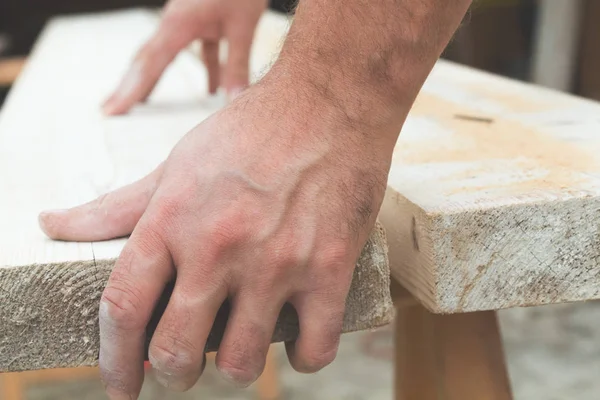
left=0, top=222, right=393, bottom=372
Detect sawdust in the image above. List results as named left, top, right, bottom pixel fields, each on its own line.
left=467, top=83, right=571, bottom=114
left=394, top=92, right=599, bottom=196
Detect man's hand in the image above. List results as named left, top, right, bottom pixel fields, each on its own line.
left=40, top=71, right=390, bottom=396
left=103, top=0, right=267, bottom=115
left=40, top=0, right=471, bottom=398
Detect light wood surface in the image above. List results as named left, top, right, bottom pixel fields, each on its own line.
left=380, top=58, right=600, bottom=313
left=394, top=305, right=513, bottom=400
left=0, top=10, right=394, bottom=373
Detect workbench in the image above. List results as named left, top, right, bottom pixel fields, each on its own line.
left=3, top=8, right=600, bottom=400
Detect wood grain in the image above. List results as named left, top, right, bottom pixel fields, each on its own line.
left=381, top=60, right=600, bottom=313
left=394, top=305, right=513, bottom=400
left=0, top=10, right=394, bottom=372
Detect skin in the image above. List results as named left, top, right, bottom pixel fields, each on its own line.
left=102, top=0, right=268, bottom=115
left=39, top=0, right=472, bottom=398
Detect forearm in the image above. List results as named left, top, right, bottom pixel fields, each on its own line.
left=272, top=0, right=472, bottom=146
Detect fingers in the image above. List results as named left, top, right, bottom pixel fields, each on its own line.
left=103, top=24, right=193, bottom=115
left=148, top=267, right=227, bottom=392
left=202, top=41, right=220, bottom=95
left=38, top=164, right=163, bottom=241
left=215, top=291, right=284, bottom=387
left=224, top=26, right=254, bottom=99
left=285, top=292, right=346, bottom=373
left=99, top=224, right=174, bottom=399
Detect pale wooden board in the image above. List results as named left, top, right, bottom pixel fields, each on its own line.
left=380, top=60, right=600, bottom=313
left=0, top=9, right=394, bottom=372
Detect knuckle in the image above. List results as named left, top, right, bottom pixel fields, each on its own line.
left=129, top=226, right=166, bottom=259
left=92, top=193, right=111, bottom=211
left=314, top=242, right=350, bottom=269
left=150, top=335, right=197, bottom=374
left=151, top=196, right=183, bottom=224
left=217, top=357, right=259, bottom=385
left=100, top=281, right=144, bottom=331
left=206, top=219, right=246, bottom=251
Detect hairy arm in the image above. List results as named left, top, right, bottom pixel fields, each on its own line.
left=276, top=0, right=471, bottom=144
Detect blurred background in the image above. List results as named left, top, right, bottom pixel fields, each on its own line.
left=2, top=0, right=600, bottom=399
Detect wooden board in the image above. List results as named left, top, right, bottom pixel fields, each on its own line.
left=0, top=9, right=394, bottom=372
left=380, top=60, right=600, bottom=313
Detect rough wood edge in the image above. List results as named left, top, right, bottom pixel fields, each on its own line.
left=382, top=185, right=600, bottom=314
left=380, top=188, right=437, bottom=309
left=0, top=221, right=393, bottom=372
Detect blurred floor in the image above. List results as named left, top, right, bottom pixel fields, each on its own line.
left=19, top=328, right=395, bottom=400
left=4, top=302, right=600, bottom=399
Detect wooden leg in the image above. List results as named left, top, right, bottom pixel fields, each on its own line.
left=395, top=304, right=513, bottom=400
left=1, top=373, right=24, bottom=400
left=256, top=345, right=280, bottom=400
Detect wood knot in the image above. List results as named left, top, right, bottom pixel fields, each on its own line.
left=411, top=216, right=420, bottom=251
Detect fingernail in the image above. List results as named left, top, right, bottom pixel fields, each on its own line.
left=103, top=63, right=142, bottom=115
left=148, top=354, right=175, bottom=389
left=217, top=367, right=256, bottom=389
left=102, top=99, right=117, bottom=115
left=40, top=209, right=68, bottom=217
left=119, top=63, right=142, bottom=98
left=227, top=86, right=245, bottom=102
left=149, top=358, right=193, bottom=392
left=38, top=209, right=66, bottom=234
left=105, top=386, right=133, bottom=400
left=152, top=368, right=173, bottom=388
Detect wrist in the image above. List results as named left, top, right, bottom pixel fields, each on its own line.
left=260, top=60, right=398, bottom=157
left=267, top=0, right=471, bottom=144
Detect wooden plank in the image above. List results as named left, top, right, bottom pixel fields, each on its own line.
left=394, top=305, right=512, bottom=400
left=380, top=60, right=600, bottom=313
left=0, top=9, right=394, bottom=372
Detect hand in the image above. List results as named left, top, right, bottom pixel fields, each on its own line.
left=39, top=67, right=392, bottom=397
left=103, top=0, right=268, bottom=115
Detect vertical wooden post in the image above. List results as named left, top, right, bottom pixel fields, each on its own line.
left=256, top=346, right=280, bottom=400
left=0, top=373, right=23, bottom=400
left=395, top=304, right=513, bottom=400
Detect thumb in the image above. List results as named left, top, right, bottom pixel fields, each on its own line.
left=39, top=164, right=164, bottom=241
left=103, top=22, right=194, bottom=115
left=224, top=26, right=255, bottom=100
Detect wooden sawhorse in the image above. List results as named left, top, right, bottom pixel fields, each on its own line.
left=392, top=281, right=513, bottom=400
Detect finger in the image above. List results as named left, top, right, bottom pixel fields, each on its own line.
left=148, top=266, right=228, bottom=391
left=103, top=23, right=194, bottom=115
left=99, top=222, right=174, bottom=399
left=285, top=292, right=346, bottom=373
left=38, top=164, right=163, bottom=241
left=202, top=41, right=220, bottom=95
left=215, top=291, right=284, bottom=387
left=224, top=25, right=254, bottom=100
